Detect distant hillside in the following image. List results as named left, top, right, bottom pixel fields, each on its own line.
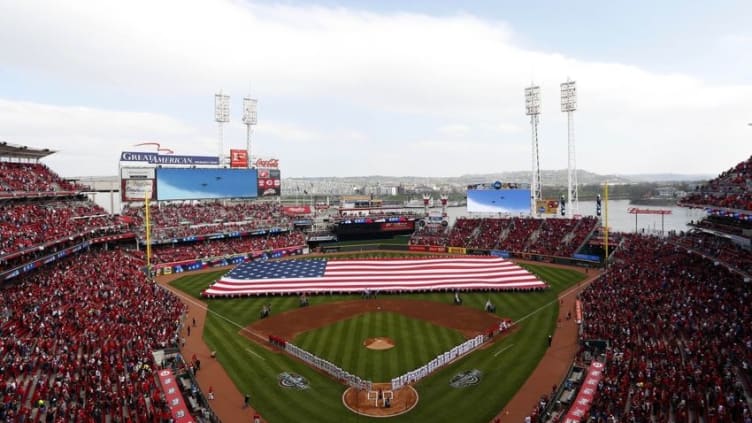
left=615, top=173, right=714, bottom=182
left=456, top=169, right=631, bottom=186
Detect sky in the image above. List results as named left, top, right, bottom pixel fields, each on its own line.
left=1, top=0, right=751, bottom=178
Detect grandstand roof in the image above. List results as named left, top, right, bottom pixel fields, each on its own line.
left=0, top=141, right=55, bottom=160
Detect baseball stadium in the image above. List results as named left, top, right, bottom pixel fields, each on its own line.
left=1, top=127, right=751, bottom=423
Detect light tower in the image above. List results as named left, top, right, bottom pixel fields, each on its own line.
left=214, top=91, right=231, bottom=167
left=560, top=79, right=578, bottom=217
left=525, top=85, right=543, bottom=216
left=242, top=95, right=258, bottom=168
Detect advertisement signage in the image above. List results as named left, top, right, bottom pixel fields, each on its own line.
left=121, top=167, right=155, bottom=179
left=156, top=168, right=258, bottom=200
left=254, top=157, right=279, bottom=168
left=536, top=199, right=559, bottom=215
left=489, top=249, right=511, bottom=258
left=467, top=189, right=531, bottom=214
left=258, top=168, right=281, bottom=196
left=380, top=221, right=414, bottom=232
left=120, top=151, right=219, bottom=166
left=283, top=205, right=312, bottom=215
left=562, top=361, right=605, bottom=423
left=230, top=149, right=249, bottom=168
left=408, top=245, right=447, bottom=253
left=121, top=167, right=156, bottom=202
left=122, top=179, right=155, bottom=201
left=156, top=370, right=194, bottom=423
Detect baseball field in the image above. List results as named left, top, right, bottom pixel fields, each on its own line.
left=170, top=256, right=585, bottom=422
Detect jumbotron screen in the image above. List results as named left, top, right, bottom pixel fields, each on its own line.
left=467, top=189, right=531, bottom=214
left=155, top=168, right=258, bottom=200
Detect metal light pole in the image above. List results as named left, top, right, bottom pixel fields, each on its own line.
left=242, top=96, right=258, bottom=168
left=525, top=85, right=542, bottom=216
left=214, top=91, right=231, bottom=167
left=560, top=79, right=578, bottom=217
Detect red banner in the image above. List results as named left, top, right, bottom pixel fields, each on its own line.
left=408, top=245, right=446, bottom=253
left=230, top=149, right=248, bottom=168
left=283, top=205, right=311, bottom=215
left=562, top=361, right=605, bottom=423
left=157, top=369, right=194, bottom=423
left=380, top=221, right=414, bottom=232
left=575, top=300, right=583, bottom=325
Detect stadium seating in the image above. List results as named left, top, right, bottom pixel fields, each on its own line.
left=0, top=249, right=185, bottom=422
left=122, top=201, right=294, bottom=240
left=437, top=217, right=597, bottom=257
left=0, top=162, right=82, bottom=194
left=408, top=224, right=449, bottom=247
left=147, top=231, right=307, bottom=264
left=578, top=234, right=751, bottom=422
left=0, top=199, right=125, bottom=268
left=680, top=155, right=752, bottom=211
left=670, top=230, right=752, bottom=275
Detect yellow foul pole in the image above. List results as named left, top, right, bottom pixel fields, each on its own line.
left=145, top=192, right=152, bottom=279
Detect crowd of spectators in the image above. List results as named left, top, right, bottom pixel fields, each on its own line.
left=0, top=162, right=82, bottom=194
left=446, top=217, right=483, bottom=247
left=408, top=224, right=450, bottom=247
left=142, top=231, right=307, bottom=265
left=122, top=201, right=295, bottom=240
left=680, top=155, right=752, bottom=211
left=670, top=230, right=752, bottom=275
left=0, top=249, right=186, bottom=422
left=578, top=234, right=751, bottom=422
left=527, top=216, right=599, bottom=257
left=415, top=217, right=598, bottom=257
left=689, top=216, right=752, bottom=237
left=501, top=218, right=544, bottom=252
left=0, top=200, right=124, bottom=263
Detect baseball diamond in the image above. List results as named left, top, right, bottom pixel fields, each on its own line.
left=165, top=259, right=589, bottom=422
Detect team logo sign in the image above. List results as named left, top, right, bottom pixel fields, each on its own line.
left=449, top=369, right=482, bottom=388
left=278, top=372, right=310, bottom=390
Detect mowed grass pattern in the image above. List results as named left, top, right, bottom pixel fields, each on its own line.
left=170, top=261, right=585, bottom=423
left=295, top=311, right=466, bottom=381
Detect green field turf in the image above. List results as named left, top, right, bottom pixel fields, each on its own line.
left=170, top=260, right=584, bottom=423
left=294, top=311, right=466, bottom=381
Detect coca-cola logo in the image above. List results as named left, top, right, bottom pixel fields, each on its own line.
left=255, top=158, right=279, bottom=168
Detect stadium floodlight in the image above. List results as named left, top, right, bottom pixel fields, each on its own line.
left=560, top=80, right=577, bottom=112
left=525, top=85, right=541, bottom=116
left=243, top=96, right=258, bottom=168
left=560, top=79, right=578, bottom=217
left=524, top=85, right=543, bottom=216
left=214, top=92, right=231, bottom=167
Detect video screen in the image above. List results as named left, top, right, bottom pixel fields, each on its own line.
left=467, top=189, right=531, bottom=214
left=156, top=168, right=258, bottom=200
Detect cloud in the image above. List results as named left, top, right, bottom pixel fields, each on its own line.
left=437, top=124, right=472, bottom=136
left=0, top=99, right=214, bottom=176
left=0, top=1, right=750, bottom=177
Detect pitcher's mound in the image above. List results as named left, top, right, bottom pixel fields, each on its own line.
left=364, top=337, right=395, bottom=350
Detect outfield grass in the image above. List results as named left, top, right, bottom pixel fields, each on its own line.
left=170, top=261, right=584, bottom=423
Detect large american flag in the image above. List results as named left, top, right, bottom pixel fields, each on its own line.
left=202, top=256, right=546, bottom=297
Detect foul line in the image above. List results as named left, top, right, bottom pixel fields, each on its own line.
left=246, top=348, right=266, bottom=361
left=513, top=274, right=595, bottom=327
left=494, top=344, right=515, bottom=357
left=159, top=285, right=265, bottom=342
